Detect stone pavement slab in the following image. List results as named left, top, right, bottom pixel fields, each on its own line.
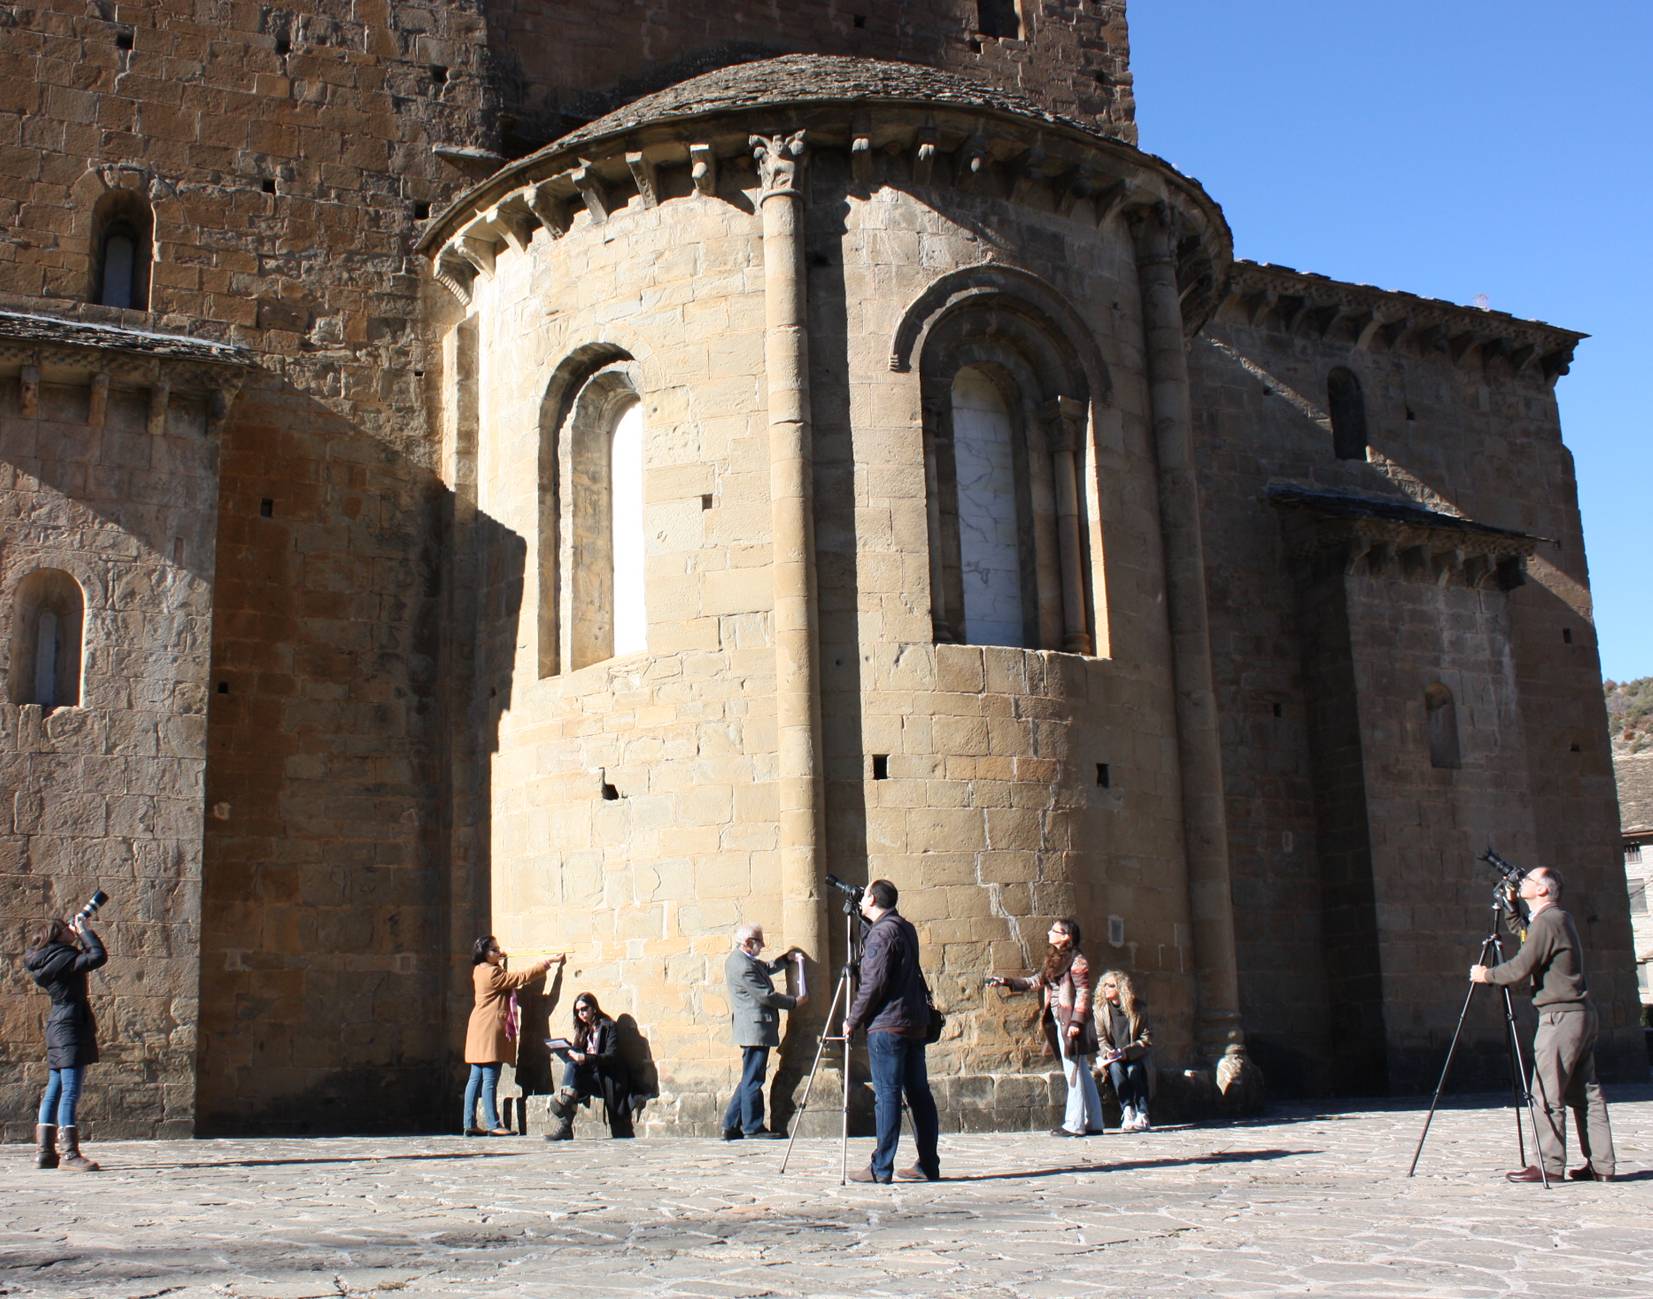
left=1, top=1090, right=1648, bottom=1298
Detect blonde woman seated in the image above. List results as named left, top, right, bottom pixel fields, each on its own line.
left=1098, top=968, right=1153, bottom=1131
left=986, top=917, right=1104, bottom=1137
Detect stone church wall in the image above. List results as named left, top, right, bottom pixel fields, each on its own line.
left=0, top=0, right=496, bottom=1133
left=483, top=0, right=1137, bottom=149
left=1191, top=275, right=1644, bottom=1093
left=0, top=371, right=219, bottom=1140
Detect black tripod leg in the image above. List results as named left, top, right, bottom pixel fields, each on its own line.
left=1408, top=934, right=1498, bottom=1177
left=780, top=964, right=853, bottom=1175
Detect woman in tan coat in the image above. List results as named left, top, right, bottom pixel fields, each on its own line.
left=463, top=934, right=563, bottom=1135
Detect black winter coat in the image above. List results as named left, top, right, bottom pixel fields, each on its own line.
left=24, top=929, right=107, bottom=1069
left=567, top=1015, right=636, bottom=1135
left=846, top=910, right=929, bottom=1038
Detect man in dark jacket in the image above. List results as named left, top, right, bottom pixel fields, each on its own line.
left=23, top=915, right=108, bottom=1171
left=1471, top=866, right=1616, bottom=1183
left=843, top=880, right=940, bottom=1183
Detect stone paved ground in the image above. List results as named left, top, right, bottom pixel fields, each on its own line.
left=2, top=1088, right=1649, bottom=1299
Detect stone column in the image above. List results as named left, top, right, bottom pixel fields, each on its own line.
left=1128, top=202, right=1258, bottom=1100
left=752, top=131, right=827, bottom=966
left=1043, top=395, right=1092, bottom=655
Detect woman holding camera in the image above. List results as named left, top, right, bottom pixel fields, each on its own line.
left=1098, top=969, right=1153, bottom=1130
left=987, top=917, right=1105, bottom=1137
left=464, top=935, right=564, bottom=1136
left=24, top=915, right=108, bottom=1171
left=546, top=991, right=635, bottom=1140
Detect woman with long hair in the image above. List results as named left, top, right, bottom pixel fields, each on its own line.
left=987, top=917, right=1104, bottom=1137
left=1098, top=968, right=1154, bottom=1130
left=545, top=991, right=635, bottom=1140
left=24, top=914, right=108, bottom=1171
left=463, top=935, right=563, bottom=1135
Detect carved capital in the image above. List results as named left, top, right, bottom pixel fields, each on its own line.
left=749, top=130, right=807, bottom=201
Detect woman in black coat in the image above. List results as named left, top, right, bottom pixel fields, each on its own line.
left=23, top=916, right=108, bottom=1171
left=545, top=992, right=635, bottom=1140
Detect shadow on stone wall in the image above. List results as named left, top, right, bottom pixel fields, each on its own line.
left=195, top=375, right=524, bottom=1136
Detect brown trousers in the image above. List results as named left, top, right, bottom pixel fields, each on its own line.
left=1530, top=1004, right=1615, bottom=1176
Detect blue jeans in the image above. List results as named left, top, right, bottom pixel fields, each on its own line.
left=722, top=1046, right=770, bottom=1134
left=1109, top=1058, right=1148, bottom=1112
left=39, top=1066, right=85, bottom=1127
left=866, top=1032, right=939, bottom=1181
left=463, top=1063, right=502, bottom=1131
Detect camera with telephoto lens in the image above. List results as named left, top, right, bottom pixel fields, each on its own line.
left=1480, top=847, right=1524, bottom=886
left=75, top=889, right=108, bottom=927
left=1479, top=848, right=1529, bottom=922
left=824, top=873, right=864, bottom=904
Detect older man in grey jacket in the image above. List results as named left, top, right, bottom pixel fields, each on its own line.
left=722, top=923, right=808, bottom=1140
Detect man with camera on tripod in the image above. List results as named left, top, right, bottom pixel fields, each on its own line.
left=1471, top=866, right=1617, bottom=1183
left=843, top=880, right=940, bottom=1184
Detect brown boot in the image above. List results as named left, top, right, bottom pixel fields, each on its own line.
left=35, top=1124, right=58, bottom=1170
left=58, top=1125, right=99, bottom=1172
left=543, top=1112, right=574, bottom=1141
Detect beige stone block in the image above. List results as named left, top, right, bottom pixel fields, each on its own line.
left=932, top=713, right=989, bottom=756
left=702, top=566, right=771, bottom=616
left=650, top=618, right=721, bottom=653
left=935, top=645, right=985, bottom=694
left=908, top=807, right=984, bottom=852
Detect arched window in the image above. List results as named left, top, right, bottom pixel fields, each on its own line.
left=8, top=569, right=85, bottom=710
left=90, top=187, right=154, bottom=310
left=540, top=352, right=647, bottom=674
left=1328, top=367, right=1367, bottom=461
left=907, top=278, right=1106, bottom=655
left=1425, top=683, right=1460, bottom=769
left=950, top=367, right=1026, bottom=646
left=609, top=399, right=647, bottom=658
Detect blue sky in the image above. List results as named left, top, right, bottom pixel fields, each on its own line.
left=1130, top=2, right=1652, bottom=682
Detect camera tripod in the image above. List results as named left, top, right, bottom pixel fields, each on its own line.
left=1406, top=897, right=1552, bottom=1186
left=780, top=896, right=907, bottom=1184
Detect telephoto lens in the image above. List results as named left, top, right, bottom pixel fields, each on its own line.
left=824, top=873, right=864, bottom=902
left=75, top=889, right=108, bottom=925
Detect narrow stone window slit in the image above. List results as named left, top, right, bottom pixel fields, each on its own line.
left=872, top=754, right=890, bottom=780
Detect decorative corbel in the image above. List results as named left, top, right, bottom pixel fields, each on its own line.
left=1009, top=142, right=1048, bottom=204
left=488, top=199, right=536, bottom=254
left=625, top=151, right=660, bottom=208
left=850, top=135, right=873, bottom=188
left=1092, top=179, right=1135, bottom=227
left=571, top=162, right=611, bottom=222
left=689, top=144, right=717, bottom=197
left=525, top=182, right=571, bottom=237
left=912, top=126, right=938, bottom=187
left=87, top=371, right=109, bottom=429
left=19, top=364, right=39, bottom=417
left=953, top=134, right=992, bottom=190
left=206, top=386, right=238, bottom=436
left=147, top=380, right=170, bottom=436
left=454, top=234, right=497, bottom=277
left=434, top=251, right=474, bottom=306
left=1054, top=165, right=1097, bottom=217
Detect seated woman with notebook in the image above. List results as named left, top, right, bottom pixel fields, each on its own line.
left=545, top=991, right=635, bottom=1140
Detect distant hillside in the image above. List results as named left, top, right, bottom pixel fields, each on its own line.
left=1604, top=676, right=1653, bottom=755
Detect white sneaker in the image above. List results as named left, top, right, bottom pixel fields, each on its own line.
left=1119, top=1104, right=1136, bottom=1130
left=1132, top=1111, right=1152, bottom=1132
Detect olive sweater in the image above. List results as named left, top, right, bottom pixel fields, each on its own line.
left=1483, top=906, right=1590, bottom=1010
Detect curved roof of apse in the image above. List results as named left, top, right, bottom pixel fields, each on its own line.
left=420, top=53, right=1226, bottom=253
